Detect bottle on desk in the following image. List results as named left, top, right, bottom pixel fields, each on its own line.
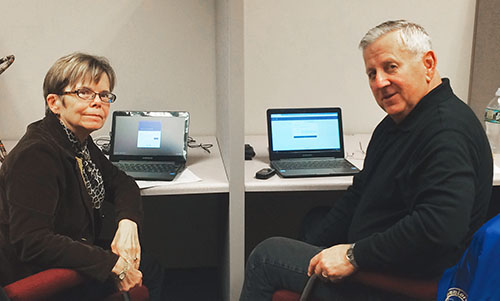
left=485, top=88, right=500, bottom=154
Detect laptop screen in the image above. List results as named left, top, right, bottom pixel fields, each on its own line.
left=269, top=112, right=341, bottom=151
left=267, top=108, right=345, bottom=160
left=110, top=111, right=189, bottom=161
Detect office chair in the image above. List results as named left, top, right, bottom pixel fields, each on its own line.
left=0, top=268, right=149, bottom=301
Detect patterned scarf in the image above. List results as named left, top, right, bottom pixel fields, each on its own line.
left=60, top=121, right=105, bottom=209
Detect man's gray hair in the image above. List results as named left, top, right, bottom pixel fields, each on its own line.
left=359, top=20, right=432, bottom=55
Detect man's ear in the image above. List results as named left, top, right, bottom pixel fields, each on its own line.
left=46, top=94, right=62, bottom=115
left=422, top=50, right=437, bottom=83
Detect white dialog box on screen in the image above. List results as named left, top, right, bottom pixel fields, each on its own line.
left=137, top=120, right=162, bottom=149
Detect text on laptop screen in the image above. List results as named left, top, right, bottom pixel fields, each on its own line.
left=113, top=114, right=186, bottom=157
left=270, top=112, right=341, bottom=151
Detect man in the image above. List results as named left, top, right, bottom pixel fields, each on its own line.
left=240, top=20, right=493, bottom=300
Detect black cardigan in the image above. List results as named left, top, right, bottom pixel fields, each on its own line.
left=0, top=112, right=143, bottom=285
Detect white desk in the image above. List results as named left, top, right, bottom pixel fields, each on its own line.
left=2, top=136, right=229, bottom=196
left=245, top=134, right=500, bottom=189
left=245, top=134, right=370, bottom=192
left=139, top=136, right=229, bottom=196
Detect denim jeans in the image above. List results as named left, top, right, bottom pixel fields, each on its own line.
left=240, top=237, right=412, bottom=301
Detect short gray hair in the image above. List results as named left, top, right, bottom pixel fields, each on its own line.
left=359, top=20, right=432, bottom=55
left=43, top=52, right=116, bottom=111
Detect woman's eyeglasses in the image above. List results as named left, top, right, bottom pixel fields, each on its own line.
left=61, top=87, right=117, bottom=103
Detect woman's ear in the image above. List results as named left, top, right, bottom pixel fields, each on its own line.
left=46, top=94, right=61, bottom=115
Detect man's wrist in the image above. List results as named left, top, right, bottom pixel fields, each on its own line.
left=346, top=243, right=359, bottom=269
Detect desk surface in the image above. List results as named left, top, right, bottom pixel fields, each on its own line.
left=245, top=134, right=500, bottom=191
left=2, top=136, right=229, bottom=196
left=245, top=134, right=370, bottom=192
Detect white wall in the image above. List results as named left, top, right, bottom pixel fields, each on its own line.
left=0, top=0, right=215, bottom=140
left=244, top=0, right=476, bottom=135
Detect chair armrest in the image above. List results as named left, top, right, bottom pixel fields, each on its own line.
left=350, top=271, right=438, bottom=299
left=104, top=285, right=149, bottom=301
left=3, top=268, right=85, bottom=300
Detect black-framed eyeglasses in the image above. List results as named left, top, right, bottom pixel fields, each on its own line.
left=61, top=87, right=116, bottom=103
left=187, top=137, right=213, bottom=154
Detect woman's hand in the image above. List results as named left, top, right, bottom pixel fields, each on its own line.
left=111, top=219, right=141, bottom=269
left=112, top=256, right=143, bottom=291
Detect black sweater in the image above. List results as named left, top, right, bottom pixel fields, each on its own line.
left=307, top=79, right=493, bottom=278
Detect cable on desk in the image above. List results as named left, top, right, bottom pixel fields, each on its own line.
left=94, top=136, right=111, bottom=155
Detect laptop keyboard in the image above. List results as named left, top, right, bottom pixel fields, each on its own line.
left=114, top=162, right=179, bottom=173
left=274, top=159, right=353, bottom=170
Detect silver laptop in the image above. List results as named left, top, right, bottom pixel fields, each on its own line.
left=267, top=107, right=359, bottom=178
left=109, top=111, right=189, bottom=181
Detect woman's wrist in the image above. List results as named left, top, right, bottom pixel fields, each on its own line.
left=118, top=218, right=137, bottom=228
left=118, top=258, right=129, bottom=280
left=112, top=256, right=129, bottom=280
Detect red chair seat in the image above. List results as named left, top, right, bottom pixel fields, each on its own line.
left=3, top=268, right=149, bottom=301
left=3, top=269, right=84, bottom=301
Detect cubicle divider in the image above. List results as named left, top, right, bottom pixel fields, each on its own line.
left=215, top=0, right=245, bottom=300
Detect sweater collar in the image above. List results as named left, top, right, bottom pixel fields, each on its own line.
left=384, top=78, right=453, bottom=133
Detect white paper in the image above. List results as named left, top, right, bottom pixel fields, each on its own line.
left=135, top=168, right=202, bottom=189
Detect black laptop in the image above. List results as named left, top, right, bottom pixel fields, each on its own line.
left=109, top=111, right=189, bottom=181
left=267, top=107, right=360, bottom=178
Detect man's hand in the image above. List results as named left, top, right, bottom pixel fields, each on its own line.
left=307, top=244, right=357, bottom=282
left=111, top=219, right=141, bottom=269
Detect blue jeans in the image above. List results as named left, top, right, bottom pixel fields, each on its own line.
left=240, top=237, right=411, bottom=301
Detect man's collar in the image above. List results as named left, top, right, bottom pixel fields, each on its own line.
left=387, top=78, right=452, bottom=133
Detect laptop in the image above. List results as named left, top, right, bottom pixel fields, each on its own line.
left=109, top=111, right=189, bottom=181
left=267, top=107, right=360, bottom=178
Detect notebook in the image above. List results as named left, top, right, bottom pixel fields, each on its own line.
left=109, top=111, right=189, bottom=181
left=267, top=107, right=360, bottom=178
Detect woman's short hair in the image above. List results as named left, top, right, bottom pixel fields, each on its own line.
left=359, top=20, right=432, bottom=56
left=43, top=52, right=116, bottom=106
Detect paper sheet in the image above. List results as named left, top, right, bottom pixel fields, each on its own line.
left=136, top=168, right=202, bottom=189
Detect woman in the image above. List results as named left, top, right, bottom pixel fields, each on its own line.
left=0, top=53, right=162, bottom=299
